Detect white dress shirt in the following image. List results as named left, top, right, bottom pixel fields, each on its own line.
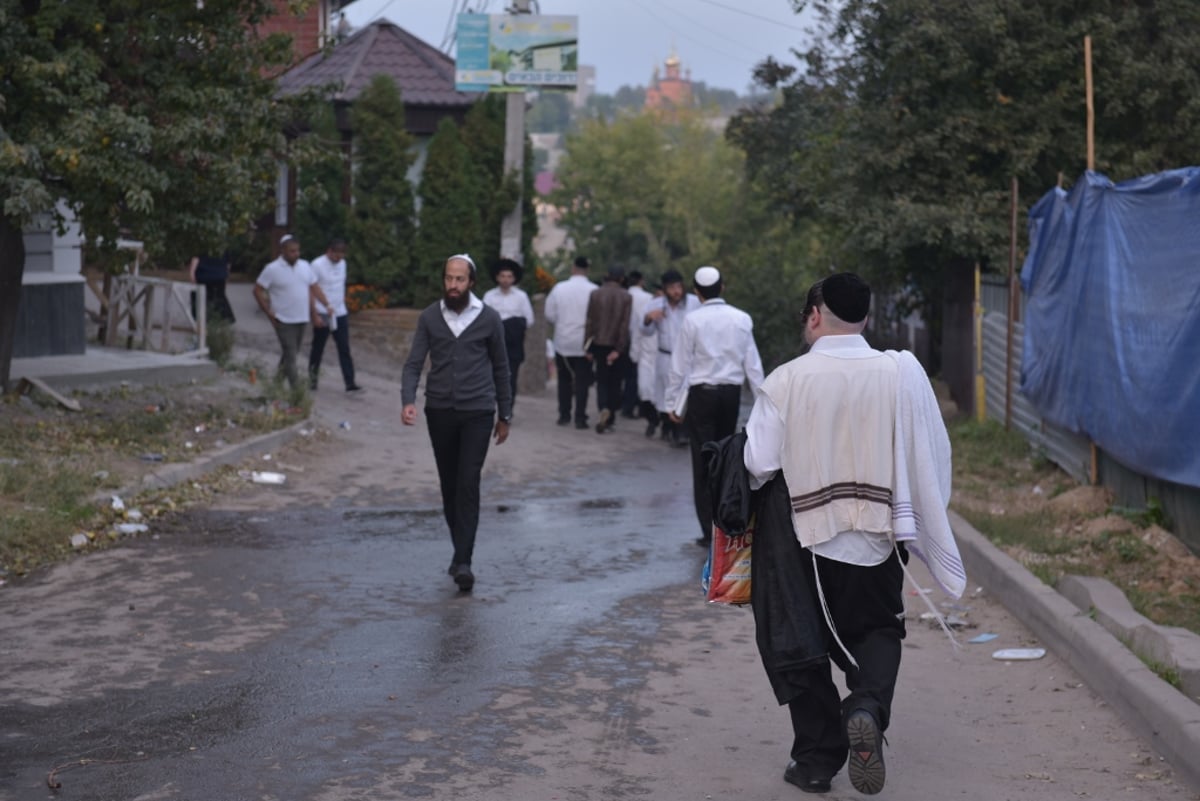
left=544, top=274, right=597, bottom=357
left=441, top=293, right=484, bottom=338
left=627, top=285, right=654, bottom=364
left=664, top=298, right=764, bottom=416
left=310, top=254, right=348, bottom=317
left=482, top=286, right=535, bottom=327
left=256, top=257, right=316, bottom=324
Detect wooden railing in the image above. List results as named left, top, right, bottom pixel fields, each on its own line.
left=104, top=275, right=207, bottom=354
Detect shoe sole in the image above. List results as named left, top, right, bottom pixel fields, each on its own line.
left=846, top=712, right=885, bottom=795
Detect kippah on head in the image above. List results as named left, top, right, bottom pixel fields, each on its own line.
left=447, top=253, right=477, bottom=279
left=607, top=264, right=625, bottom=281
left=661, top=269, right=684, bottom=285
left=574, top=255, right=590, bottom=269
left=279, top=234, right=295, bottom=246
left=819, top=272, right=871, bottom=323
left=694, top=266, right=720, bottom=287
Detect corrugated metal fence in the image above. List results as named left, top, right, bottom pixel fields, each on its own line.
left=980, top=311, right=1091, bottom=483
left=978, top=278, right=1199, bottom=553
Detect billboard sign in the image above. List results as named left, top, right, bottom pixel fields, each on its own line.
left=455, top=14, right=578, bottom=92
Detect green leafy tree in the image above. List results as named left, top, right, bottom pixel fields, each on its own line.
left=551, top=108, right=819, bottom=366
left=413, top=117, right=482, bottom=306
left=734, top=0, right=1200, bottom=321
left=0, top=0, right=317, bottom=389
left=346, top=75, right=416, bottom=296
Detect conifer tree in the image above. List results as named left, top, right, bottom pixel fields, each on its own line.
left=294, top=104, right=350, bottom=259
left=348, top=76, right=417, bottom=298
left=414, top=118, right=482, bottom=305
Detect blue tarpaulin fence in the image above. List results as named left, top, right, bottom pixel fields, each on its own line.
left=1020, top=168, right=1200, bottom=489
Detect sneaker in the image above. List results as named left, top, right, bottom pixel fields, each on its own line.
left=595, top=409, right=612, bottom=433
left=453, top=564, right=475, bottom=592
left=845, top=710, right=885, bottom=795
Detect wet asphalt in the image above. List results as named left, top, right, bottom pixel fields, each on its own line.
left=0, top=472, right=708, bottom=801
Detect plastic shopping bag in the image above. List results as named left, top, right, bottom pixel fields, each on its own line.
left=701, top=517, right=753, bottom=605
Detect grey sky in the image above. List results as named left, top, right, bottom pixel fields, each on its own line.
left=341, top=0, right=813, bottom=95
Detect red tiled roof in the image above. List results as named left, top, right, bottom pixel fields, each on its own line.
left=277, top=19, right=478, bottom=107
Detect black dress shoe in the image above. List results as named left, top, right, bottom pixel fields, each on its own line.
left=575, top=420, right=589, bottom=429
left=346, top=384, right=363, bottom=392
left=454, top=564, right=475, bottom=592
left=557, top=416, right=570, bottom=426
left=784, top=761, right=832, bottom=794
left=644, top=421, right=658, bottom=437
left=695, top=536, right=712, bottom=548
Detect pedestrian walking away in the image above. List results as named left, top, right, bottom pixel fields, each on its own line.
left=664, top=266, right=763, bottom=546
left=622, top=270, right=654, bottom=420
left=189, top=251, right=236, bottom=324
left=584, top=265, right=633, bottom=433
left=640, top=269, right=700, bottom=445
left=483, top=258, right=536, bottom=407
left=401, top=254, right=512, bottom=593
left=308, top=238, right=362, bottom=392
left=252, top=234, right=333, bottom=391
left=544, top=255, right=597, bottom=429
left=741, top=272, right=965, bottom=796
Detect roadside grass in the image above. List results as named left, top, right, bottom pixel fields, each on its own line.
left=0, top=371, right=308, bottom=577
left=949, top=418, right=1200, bottom=638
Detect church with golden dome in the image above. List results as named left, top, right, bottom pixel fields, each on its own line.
left=645, top=48, right=694, bottom=112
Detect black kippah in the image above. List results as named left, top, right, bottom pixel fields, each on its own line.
left=817, top=272, right=871, bottom=323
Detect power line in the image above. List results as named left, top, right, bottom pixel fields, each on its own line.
left=692, top=0, right=809, bottom=33
left=631, top=0, right=752, bottom=67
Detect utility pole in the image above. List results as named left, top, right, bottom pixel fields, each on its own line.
left=500, top=0, right=531, bottom=263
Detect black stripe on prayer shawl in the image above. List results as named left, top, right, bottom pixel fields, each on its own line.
left=790, top=482, right=893, bottom=514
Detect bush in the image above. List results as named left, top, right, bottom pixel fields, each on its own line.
left=346, top=284, right=390, bottom=312
left=206, top=317, right=235, bottom=366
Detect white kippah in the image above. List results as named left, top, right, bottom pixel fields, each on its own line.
left=279, top=234, right=295, bottom=246
left=694, top=266, right=721, bottom=287
left=448, top=253, right=476, bottom=270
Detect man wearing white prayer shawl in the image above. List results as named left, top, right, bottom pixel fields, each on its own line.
left=742, top=272, right=964, bottom=796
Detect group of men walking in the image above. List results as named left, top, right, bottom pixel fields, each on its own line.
left=252, top=236, right=960, bottom=798
left=251, top=234, right=361, bottom=394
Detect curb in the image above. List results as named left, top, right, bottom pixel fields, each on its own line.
left=950, top=510, right=1200, bottom=793
left=131, top=420, right=312, bottom=494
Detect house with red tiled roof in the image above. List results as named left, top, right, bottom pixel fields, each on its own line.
left=272, top=19, right=480, bottom=237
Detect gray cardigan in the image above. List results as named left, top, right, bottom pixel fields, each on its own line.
left=401, top=302, right=513, bottom=419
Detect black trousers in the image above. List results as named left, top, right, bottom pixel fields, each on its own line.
left=193, top=280, right=236, bottom=324
left=425, top=408, right=494, bottom=568
left=308, top=314, right=356, bottom=389
left=590, top=344, right=622, bottom=419
left=555, top=354, right=592, bottom=424
left=786, top=549, right=906, bottom=776
left=686, top=384, right=742, bottom=539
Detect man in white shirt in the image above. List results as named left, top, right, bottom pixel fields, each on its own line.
left=544, top=256, right=597, bottom=428
left=640, top=269, right=700, bottom=445
left=622, top=270, right=655, bottom=422
left=482, top=258, right=536, bottom=405
left=253, top=234, right=333, bottom=391
left=741, top=273, right=950, bottom=796
left=665, top=266, right=763, bottom=547
left=307, top=238, right=361, bottom=392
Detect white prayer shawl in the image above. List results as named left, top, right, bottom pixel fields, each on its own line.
left=888, top=350, right=967, bottom=599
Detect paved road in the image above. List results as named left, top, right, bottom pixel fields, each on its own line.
left=1, top=289, right=1196, bottom=800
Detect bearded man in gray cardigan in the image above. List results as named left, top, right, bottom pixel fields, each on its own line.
left=402, top=254, right=512, bottom=593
